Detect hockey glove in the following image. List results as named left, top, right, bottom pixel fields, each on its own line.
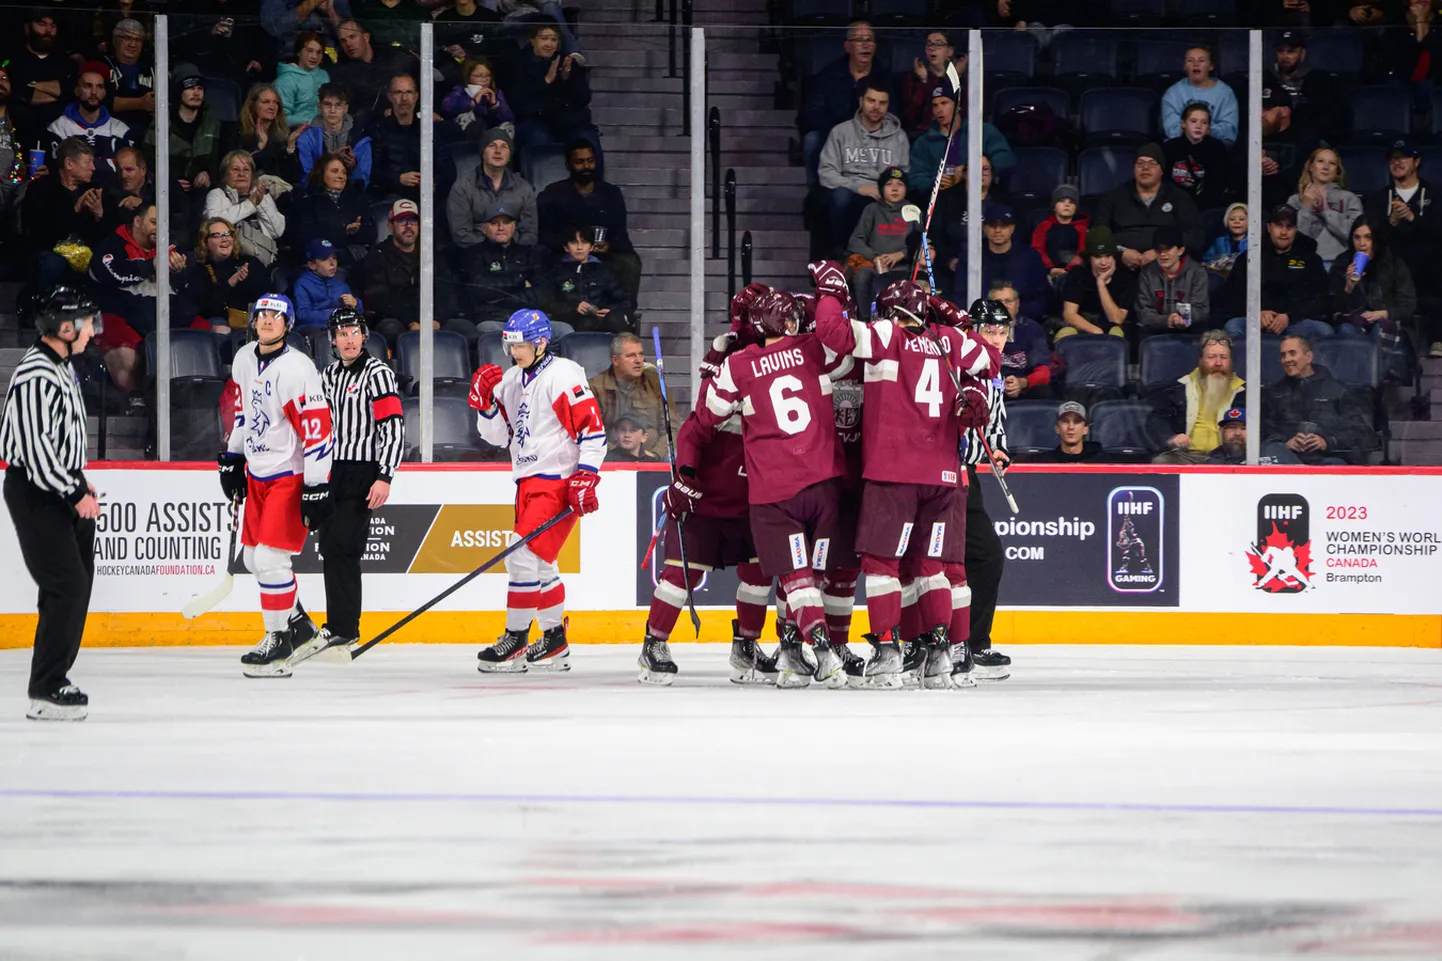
left=467, top=363, right=504, bottom=412
left=218, top=452, right=247, bottom=503
left=699, top=332, right=736, bottom=380
left=928, top=295, right=970, bottom=329
left=566, top=469, right=600, bottom=516
left=729, top=282, right=772, bottom=335
left=300, top=482, right=332, bottom=529
left=661, top=472, right=703, bottom=519
left=807, top=259, right=850, bottom=305
left=955, top=381, right=990, bottom=431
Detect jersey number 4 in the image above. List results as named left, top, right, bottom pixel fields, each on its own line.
left=915, top=358, right=943, bottom=418
left=768, top=374, right=812, bottom=436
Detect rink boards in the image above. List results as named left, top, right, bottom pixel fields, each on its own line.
left=0, top=463, right=1439, bottom=648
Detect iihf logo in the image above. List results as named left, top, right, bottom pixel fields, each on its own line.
left=1107, top=487, right=1163, bottom=593
left=1247, top=494, right=1313, bottom=593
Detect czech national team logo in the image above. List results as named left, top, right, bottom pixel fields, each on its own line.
left=1107, top=487, right=1163, bottom=593
left=1247, top=494, right=1313, bottom=593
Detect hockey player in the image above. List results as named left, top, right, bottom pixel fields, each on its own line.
left=295, top=307, right=405, bottom=663
left=692, top=288, right=850, bottom=689
left=638, top=283, right=780, bottom=686
left=468, top=309, right=605, bottom=672
left=811, top=265, right=998, bottom=689
left=219, top=294, right=335, bottom=678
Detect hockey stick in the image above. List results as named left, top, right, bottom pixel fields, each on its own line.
left=651, top=326, right=701, bottom=638
left=912, top=61, right=963, bottom=284
left=346, top=508, right=575, bottom=660
left=181, top=499, right=245, bottom=619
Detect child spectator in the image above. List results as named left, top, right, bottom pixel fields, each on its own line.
left=1135, top=225, right=1210, bottom=333
left=1031, top=184, right=1088, bottom=286
left=846, top=167, right=918, bottom=318
left=1163, top=103, right=1230, bottom=211
left=297, top=82, right=372, bottom=188
left=274, top=30, right=330, bottom=127
left=441, top=57, right=515, bottom=134
left=537, top=224, right=632, bottom=333
left=239, top=83, right=304, bottom=182
left=607, top=412, right=661, bottom=463
left=1205, top=202, right=1249, bottom=273
left=293, top=237, right=362, bottom=331
left=1059, top=227, right=1136, bottom=341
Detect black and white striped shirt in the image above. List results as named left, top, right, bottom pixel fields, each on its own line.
left=0, top=341, right=89, bottom=503
left=320, top=355, right=405, bottom=481
left=963, top=377, right=1008, bottom=468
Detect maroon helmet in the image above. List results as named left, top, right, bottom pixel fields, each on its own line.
left=749, top=289, right=803, bottom=339
left=876, top=280, right=927, bottom=325
left=793, top=292, right=817, bottom=333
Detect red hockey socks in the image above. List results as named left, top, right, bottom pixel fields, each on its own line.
left=646, top=564, right=703, bottom=641
left=734, top=561, right=769, bottom=640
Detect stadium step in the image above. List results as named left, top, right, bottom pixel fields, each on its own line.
left=622, top=182, right=807, bottom=202
left=605, top=164, right=804, bottom=186
left=603, top=106, right=797, bottom=131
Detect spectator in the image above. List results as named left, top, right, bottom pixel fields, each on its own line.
left=964, top=201, right=1047, bottom=320
left=1032, top=184, right=1088, bottom=285
left=22, top=138, right=108, bottom=286
left=1263, top=334, right=1377, bottom=464
left=7, top=13, right=70, bottom=142
left=847, top=167, right=919, bottom=319
left=1204, top=202, right=1249, bottom=274
left=510, top=24, right=595, bottom=154
left=101, top=144, right=152, bottom=234
left=186, top=216, right=270, bottom=334
left=87, top=202, right=192, bottom=394
left=174, top=7, right=271, bottom=94
left=1379, top=0, right=1442, bottom=96
left=47, top=61, right=133, bottom=177
left=459, top=202, right=542, bottom=328
left=818, top=83, right=909, bottom=251
left=1223, top=205, right=1332, bottom=342
left=606, top=412, right=662, bottom=463
left=1205, top=407, right=1247, bottom=464
left=239, top=84, right=305, bottom=182
left=900, top=30, right=965, bottom=137
left=1163, top=103, right=1230, bottom=211
left=441, top=57, right=514, bottom=135
left=204, top=149, right=288, bottom=266
left=1161, top=46, right=1237, bottom=145
left=1273, top=30, right=1338, bottom=143
left=0, top=68, right=25, bottom=243
left=142, top=65, right=224, bottom=233
left=288, top=151, right=376, bottom=263
left=297, top=82, right=373, bottom=188
left=935, top=154, right=992, bottom=282
left=537, top=223, right=633, bottom=334
left=1347, top=0, right=1386, bottom=24
left=1328, top=214, right=1415, bottom=343
left=1032, top=401, right=1103, bottom=463
left=907, top=83, right=1015, bottom=201
left=1366, top=139, right=1442, bottom=354
left=1287, top=147, right=1362, bottom=264
left=434, top=0, right=507, bottom=64
left=103, top=18, right=154, bottom=134
left=990, top=279, right=1054, bottom=401
left=331, top=18, right=416, bottom=124
left=353, top=0, right=426, bottom=49
left=1059, top=226, right=1136, bottom=341
left=359, top=198, right=420, bottom=342
left=588, top=332, right=676, bottom=461
left=800, top=21, right=891, bottom=189
left=1134, top=225, right=1210, bottom=334
left=261, top=0, right=352, bottom=55
left=1096, top=143, right=1204, bottom=265
left=1259, top=79, right=1319, bottom=210
left=446, top=127, right=538, bottom=248
left=275, top=30, right=331, bottom=127
left=536, top=140, right=640, bottom=299
left=293, top=237, right=362, bottom=331
left=370, top=73, right=425, bottom=202
left=1148, top=329, right=1244, bottom=464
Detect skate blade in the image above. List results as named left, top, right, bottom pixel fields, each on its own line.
left=922, top=672, right=955, bottom=691
left=816, top=667, right=848, bottom=690
left=899, top=670, right=922, bottom=689
left=26, top=700, right=87, bottom=721
left=288, top=637, right=329, bottom=666
left=729, top=666, right=777, bottom=685
left=843, top=673, right=867, bottom=690
left=241, top=662, right=294, bottom=678
left=776, top=671, right=811, bottom=689
left=309, top=644, right=357, bottom=664
left=950, top=672, right=978, bottom=688
left=526, top=652, right=571, bottom=673
left=971, top=665, right=1010, bottom=680
left=863, top=672, right=903, bottom=690
left=477, top=656, right=528, bottom=674
left=637, top=667, right=676, bottom=686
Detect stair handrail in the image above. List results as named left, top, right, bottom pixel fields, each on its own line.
left=667, top=0, right=678, bottom=79
left=681, top=0, right=694, bottom=137
left=709, top=108, right=721, bottom=258
left=741, top=231, right=753, bottom=289
left=725, top=169, right=737, bottom=295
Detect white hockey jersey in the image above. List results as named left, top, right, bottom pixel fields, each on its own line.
left=476, top=353, right=606, bottom=480
left=227, top=341, right=334, bottom=485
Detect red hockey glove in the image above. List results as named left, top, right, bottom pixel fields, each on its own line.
left=467, top=364, right=504, bottom=412
left=808, top=259, right=850, bottom=304
left=729, top=282, right=771, bottom=335
left=661, top=472, right=703, bottom=519
left=928, top=295, right=970, bottom=329
left=954, top=381, right=990, bottom=430
left=566, top=469, right=600, bottom=516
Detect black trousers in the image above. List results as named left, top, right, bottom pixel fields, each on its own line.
left=964, top=466, right=1005, bottom=651
left=319, top=460, right=378, bottom=639
left=4, top=467, right=95, bottom=697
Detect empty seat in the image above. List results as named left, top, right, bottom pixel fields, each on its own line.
left=1419, top=144, right=1442, bottom=174
left=477, top=330, right=511, bottom=369
left=1183, top=0, right=1238, bottom=25
left=1349, top=87, right=1411, bottom=143
left=371, top=200, right=394, bottom=242
left=1313, top=338, right=1379, bottom=388
left=1007, top=146, right=1070, bottom=202
left=795, top=34, right=839, bottom=78
left=991, top=86, right=1068, bottom=124
left=1108, top=0, right=1166, bottom=26
left=145, top=328, right=224, bottom=380
left=787, top=0, right=854, bottom=24
left=521, top=143, right=568, bottom=192
left=202, top=77, right=241, bottom=124
left=1139, top=334, right=1201, bottom=390
left=395, top=329, right=471, bottom=395
left=1336, top=145, right=1390, bottom=195
left=1307, top=30, right=1365, bottom=77
left=365, top=332, right=390, bottom=362
left=144, top=329, right=226, bottom=460
left=548, top=320, right=576, bottom=338
left=1132, top=38, right=1193, bottom=87
left=1056, top=333, right=1128, bottom=395
left=476, top=319, right=507, bottom=334
left=1089, top=399, right=1159, bottom=459
left=1077, top=146, right=1136, bottom=197
left=1005, top=399, right=1063, bottom=458
left=1050, top=32, right=1120, bottom=92
left=982, top=30, right=1039, bottom=86
left=1080, top=87, right=1157, bottom=146
left=1232, top=335, right=1284, bottom=387
left=1215, top=31, right=1250, bottom=75
left=402, top=396, right=485, bottom=462
left=551, top=331, right=614, bottom=379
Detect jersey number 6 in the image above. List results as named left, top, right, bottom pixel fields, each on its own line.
left=768, top=374, right=812, bottom=436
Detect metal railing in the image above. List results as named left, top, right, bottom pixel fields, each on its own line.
left=709, top=107, right=721, bottom=258
left=725, top=170, right=737, bottom=296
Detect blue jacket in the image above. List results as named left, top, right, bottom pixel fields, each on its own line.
left=292, top=269, right=362, bottom=328
left=297, top=122, right=373, bottom=189
left=908, top=119, right=1017, bottom=196
left=801, top=56, right=894, bottom=135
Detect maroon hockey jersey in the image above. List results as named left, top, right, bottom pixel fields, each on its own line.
left=674, top=378, right=749, bottom=519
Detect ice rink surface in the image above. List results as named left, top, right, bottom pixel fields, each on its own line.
left=2, top=643, right=1441, bottom=960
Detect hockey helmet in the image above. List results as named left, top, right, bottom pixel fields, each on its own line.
left=793, top=292, right=817, bottom=333
left=250, top=293, right=296, bottom=331
left=327, top=306, right=369, bottom=359
left=503, top=308, right=552, bottom=348
left=969, top=298, right=1013, bottom=331
left=876, top=280, right=927, bottom=325
left=749, top=289, right=803, bottom=339
left=25, top=285, right=102, bottom=338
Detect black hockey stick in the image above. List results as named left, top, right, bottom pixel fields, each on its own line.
left=346, top=508, right=575, bottom=660
left=652, top=326, right=701, bottom=638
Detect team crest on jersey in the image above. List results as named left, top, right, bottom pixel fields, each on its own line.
left=832, top=380, right=861, bottom=429
left=513, top=399, right=532, bottom=448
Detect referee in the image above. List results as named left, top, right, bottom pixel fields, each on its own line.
left=0, top=287, right=103, bottom=720
left=296, top=307, right=404, bottom=661
left=964, top=299, right=1013, bottom=680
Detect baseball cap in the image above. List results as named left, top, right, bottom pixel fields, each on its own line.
left=1261, top=76, right=1293, bottom=109
left=877, top=165, right=906, bottom=188
left=615, top=411, right=653, bottom=432
left=1389, top=138, right=1421, bottom=159
left=389, top=198, right=420, bottom=221
left=306, top=238, right=337, bottom=261
left=981, top=201, right=1015, bottom=224
left=78, top=60, right=109, bottom=81
left=1051, top=184, right=1080, bottom=205
left=1275, top=29, right=1306, bottom=48
left=1136, top=142, right=1165, bottom=166
left=1268, top=203, right=1298, bottom=225
left=1151, top=225, right=1184, bottom=250
left=1085, top=225, right=1122, bottom=257
left=113, top=18, right=145, bottom=39
left=1219, top=407, right=1246, bottom=426
left=482, top=202, right=516, bottom=222
left=1057, top=400, right=1088, bottom=422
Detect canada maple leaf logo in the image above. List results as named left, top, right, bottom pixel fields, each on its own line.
left=1246, top=522, right=1312, bottom=593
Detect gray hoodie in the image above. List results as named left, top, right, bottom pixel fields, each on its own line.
left=1134, top=257, right=1210, bottom=330
left=1287, top=183, right=1363, bottom=262
left=817, top=110, right=910, bottom=193
left=447, top=161, right=539, bottom=248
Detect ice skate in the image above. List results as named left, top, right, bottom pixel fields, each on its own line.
left=526, top=622, right=570, bottom=672
left=922, top=627, right=954, bottom=690
left=971, top=647, right=1011, bottom=680
left=241, top=630, right=295, bottom=678
left=862, top=629, right=903, bottom=690
left=477, top=628, right=530, bottom=673
left=775, top=625, right=813, bottom=689
left=899, top=637, right=925, bottom=688
left=809, top=626, right=847, bottom=690
left=834, top=641, right=867, bottom=689
left=729, top=621, right=778, bottom=685
left=284, top=607, right=325, bottom=665
left=637, top=635, right=678, bottom=686
left=306, top=629, right=360, bottom=664
left=950, top=640, right=977, bottom=687
left=27, top=683, right=88, bottom=721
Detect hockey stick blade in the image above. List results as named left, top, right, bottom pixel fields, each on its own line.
left=181, top=499, right=243, bottom=619
left=347, top=508, right=575, bottom=660
left=651, top=326, right=701, bottom=638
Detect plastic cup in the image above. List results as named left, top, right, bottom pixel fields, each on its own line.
left=593, top=226, right=607, bottom=245
left=1176, top=302, right=1192, bottom=326
left=28, top=149, right=45, bottom=176
left=1352, top=251, right=1370, bottom=276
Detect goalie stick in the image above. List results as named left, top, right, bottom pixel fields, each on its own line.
left=181, top=499, right=245, bottom=619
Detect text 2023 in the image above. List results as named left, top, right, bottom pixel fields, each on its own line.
left=1326, top=505, right=1368, bottom=520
